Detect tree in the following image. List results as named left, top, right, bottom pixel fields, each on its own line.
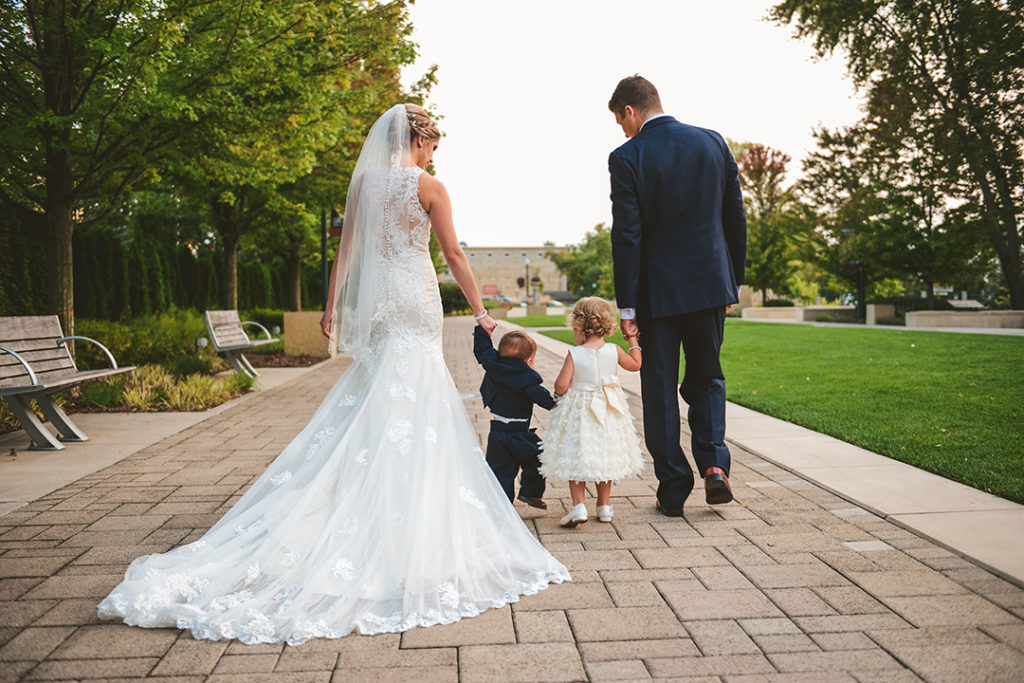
left=735, top=143, right=814, bottom=303
left=801, top=126, right=988, bottom=308
left=771, top=0, right=1024, bottom=308
left=0, top=1, right=275, bottom=336
left=166, top=0, right=422, bottom=309
left=548, top=224, right=615, bottom=299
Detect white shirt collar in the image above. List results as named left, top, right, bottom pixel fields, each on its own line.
left=640, top=113, right=671, bottom=132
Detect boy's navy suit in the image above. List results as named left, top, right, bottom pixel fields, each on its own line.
left=472, top=326, right=556, bottom=503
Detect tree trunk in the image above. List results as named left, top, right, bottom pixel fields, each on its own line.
left=45, top=143, right=75, bottom=354
left=925, top=281, right=935, bottom=310
left=221, top=230, right=239, bottom=310
left=286, top=244, right=302, bottom=311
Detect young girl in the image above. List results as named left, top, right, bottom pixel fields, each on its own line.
left=540, top=297, right=644, bottom=527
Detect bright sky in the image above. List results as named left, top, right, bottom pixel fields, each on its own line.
left=401, top=0, right=863, bottom=247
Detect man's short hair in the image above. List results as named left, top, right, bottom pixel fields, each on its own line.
left=608, top=75, right=662, bottom=116
left=497, top=331, right=537, bottom=361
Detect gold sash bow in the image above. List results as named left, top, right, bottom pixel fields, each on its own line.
left=587, top=376, right=628, bottom=424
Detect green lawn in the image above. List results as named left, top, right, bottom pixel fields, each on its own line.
left=510, top=314, right=570, bottom=327
left=541, top=321, right=1024, bottom=503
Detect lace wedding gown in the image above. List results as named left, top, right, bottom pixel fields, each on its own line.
left=97, top=165, right=570, bottom=645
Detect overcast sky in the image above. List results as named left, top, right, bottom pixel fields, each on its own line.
left=400, top=0, right=864, bottom=247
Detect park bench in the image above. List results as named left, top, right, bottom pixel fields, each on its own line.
left=0, top=315, right=135, bottom=450
left=204, top=310, right=278, bottom=379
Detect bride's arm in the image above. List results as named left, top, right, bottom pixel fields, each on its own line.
left=419, top=174, right=497, bottom=334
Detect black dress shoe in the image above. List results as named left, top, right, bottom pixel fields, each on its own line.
left=704, top=467, right=733, bottom=505
left=517, top=495, right=547, bottom=510
left=656, top=499, right=685, bottom=517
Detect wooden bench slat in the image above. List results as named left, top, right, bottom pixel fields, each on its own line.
left=0, top=316, right=64, bottom=342
left=0, top=347, right=74, bottom=366
left=0, top=356, right=77, bottom=377
left=0, top=338, right=70, bottom=354
left=0, top=366, right=135, bottom=396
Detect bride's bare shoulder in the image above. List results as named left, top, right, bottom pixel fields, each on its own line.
left=417, top=172, right=449, bottom=210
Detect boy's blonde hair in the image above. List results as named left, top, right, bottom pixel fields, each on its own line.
left=568, top=297, right=617, bottom=340
left=497, top=330, right=537, bottom=361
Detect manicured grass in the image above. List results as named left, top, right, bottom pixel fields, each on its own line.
left=542, top=321, right=1024, bottom=503
left=511, top=314, right=570, bottom=327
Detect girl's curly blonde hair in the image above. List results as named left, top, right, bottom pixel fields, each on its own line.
left=568, top=297, right=617, bottom=340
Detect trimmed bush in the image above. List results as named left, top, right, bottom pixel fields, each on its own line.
left=763, top=299, right=795, bottom=307
left=168, top=354, right=214, bottom=377
left=439, top=283, right=470, bottom=315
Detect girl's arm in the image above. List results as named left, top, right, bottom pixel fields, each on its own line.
left=617, top=337, right=642, bottom=372
left=553, top=351, right=574, bottom=396
left=420, top=173, right=496, bottom=334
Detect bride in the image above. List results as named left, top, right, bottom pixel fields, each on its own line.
left=97, top=104, right=570, bottom=645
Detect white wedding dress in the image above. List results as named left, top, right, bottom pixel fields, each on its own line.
left=97, top=162, right=570, bottom=645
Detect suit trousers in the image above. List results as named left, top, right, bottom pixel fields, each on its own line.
left=639, top=306, right=731, bottom=509
left=485, top=424, right=546, bottom=503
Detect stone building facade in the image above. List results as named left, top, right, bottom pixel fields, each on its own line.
left=438, top=245, right=568, bottom=302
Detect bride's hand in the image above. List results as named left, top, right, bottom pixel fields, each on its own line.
left=478, top=314, right=498, bottom=335
left=320, top=311, right=333, bottom=338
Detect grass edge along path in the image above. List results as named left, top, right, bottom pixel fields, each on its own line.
left=541, top=321, right=1024, bottom=504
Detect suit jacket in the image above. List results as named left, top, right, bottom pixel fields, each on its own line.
left=473, top=327, right=556, bottom=420
left=609, top=116, right=746, bottom=318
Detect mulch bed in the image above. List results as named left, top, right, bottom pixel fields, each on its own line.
left=247, top=352, right=328, bottom=368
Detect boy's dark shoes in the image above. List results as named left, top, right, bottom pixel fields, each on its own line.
left=517, top=495, right=547, bottom=510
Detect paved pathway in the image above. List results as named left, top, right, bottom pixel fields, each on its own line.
left=1, top=317, right=1023, bottom=681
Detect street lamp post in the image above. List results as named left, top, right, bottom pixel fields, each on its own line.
left=524, top=258, right=530, bottom=303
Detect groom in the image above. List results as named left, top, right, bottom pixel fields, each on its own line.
left=607, top=75, right=747, bottom=515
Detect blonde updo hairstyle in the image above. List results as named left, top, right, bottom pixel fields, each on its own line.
left=405, top=104, right=441, bottom=144
left=568, top=297, right=617, bottom=341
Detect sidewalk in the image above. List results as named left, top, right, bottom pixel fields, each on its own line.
left=0, top=316, right=1021, bottom=681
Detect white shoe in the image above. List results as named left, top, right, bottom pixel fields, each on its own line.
left=560, top=503, right=588, bottom=527
left=597, top=505, right=613, bottom=522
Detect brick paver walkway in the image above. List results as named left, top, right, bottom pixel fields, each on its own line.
left=2, top=316, right=1023, bottom=682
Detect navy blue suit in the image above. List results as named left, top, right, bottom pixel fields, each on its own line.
left=609, top=115, right=747, bottom=509
left=473, top=327, right=556, bottom=502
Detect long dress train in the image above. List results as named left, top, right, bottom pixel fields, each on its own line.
left=97, top=165, right=570, bottom=645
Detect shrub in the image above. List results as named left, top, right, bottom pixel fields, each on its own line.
left=76, top=309, right=206, bottom=370
left=764, top=299, right=795, bottom=307
left=168, top=354, right=214, bottom=377
left=726, top=306, right=743, bottom=318
left=439, top=283, right=470, bottom=315
left=223, top=370, right=255, bottom=394
left=876, top=317, right=905, bottom=326
left=815, top=314, right=837, bottom=322
left=82, top=379, right=124, bottom=407
left=241, top=308, right=285, bottom=334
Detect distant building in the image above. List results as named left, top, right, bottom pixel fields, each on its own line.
left=438, top=246, right=568, bottom=302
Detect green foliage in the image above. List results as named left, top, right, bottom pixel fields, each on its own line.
left=76, top=310, right=206, bottom=369
left=736, top=144, right=816, bottom=303
left=168, top=355, right=214, bottom=378
left=439, top=283, right=470, bottom=315
left=82, top=379, right=126, bottom=408
left=763, top=299, right=795, bottom=307
left=772, top=0, right=1024, bottom=308
left=548, top=224, right=615, bottom=299
left=223, top=371, right=256, bottom=394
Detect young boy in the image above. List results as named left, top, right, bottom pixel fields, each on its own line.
left=473, top=325, right=556, bottom=509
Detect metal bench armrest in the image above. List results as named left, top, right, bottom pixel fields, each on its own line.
left=57, top=336, right=119, bottom=369
left=0, top=344, right=38, bottom=385
left=240, top=321, right=274, bottom=341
